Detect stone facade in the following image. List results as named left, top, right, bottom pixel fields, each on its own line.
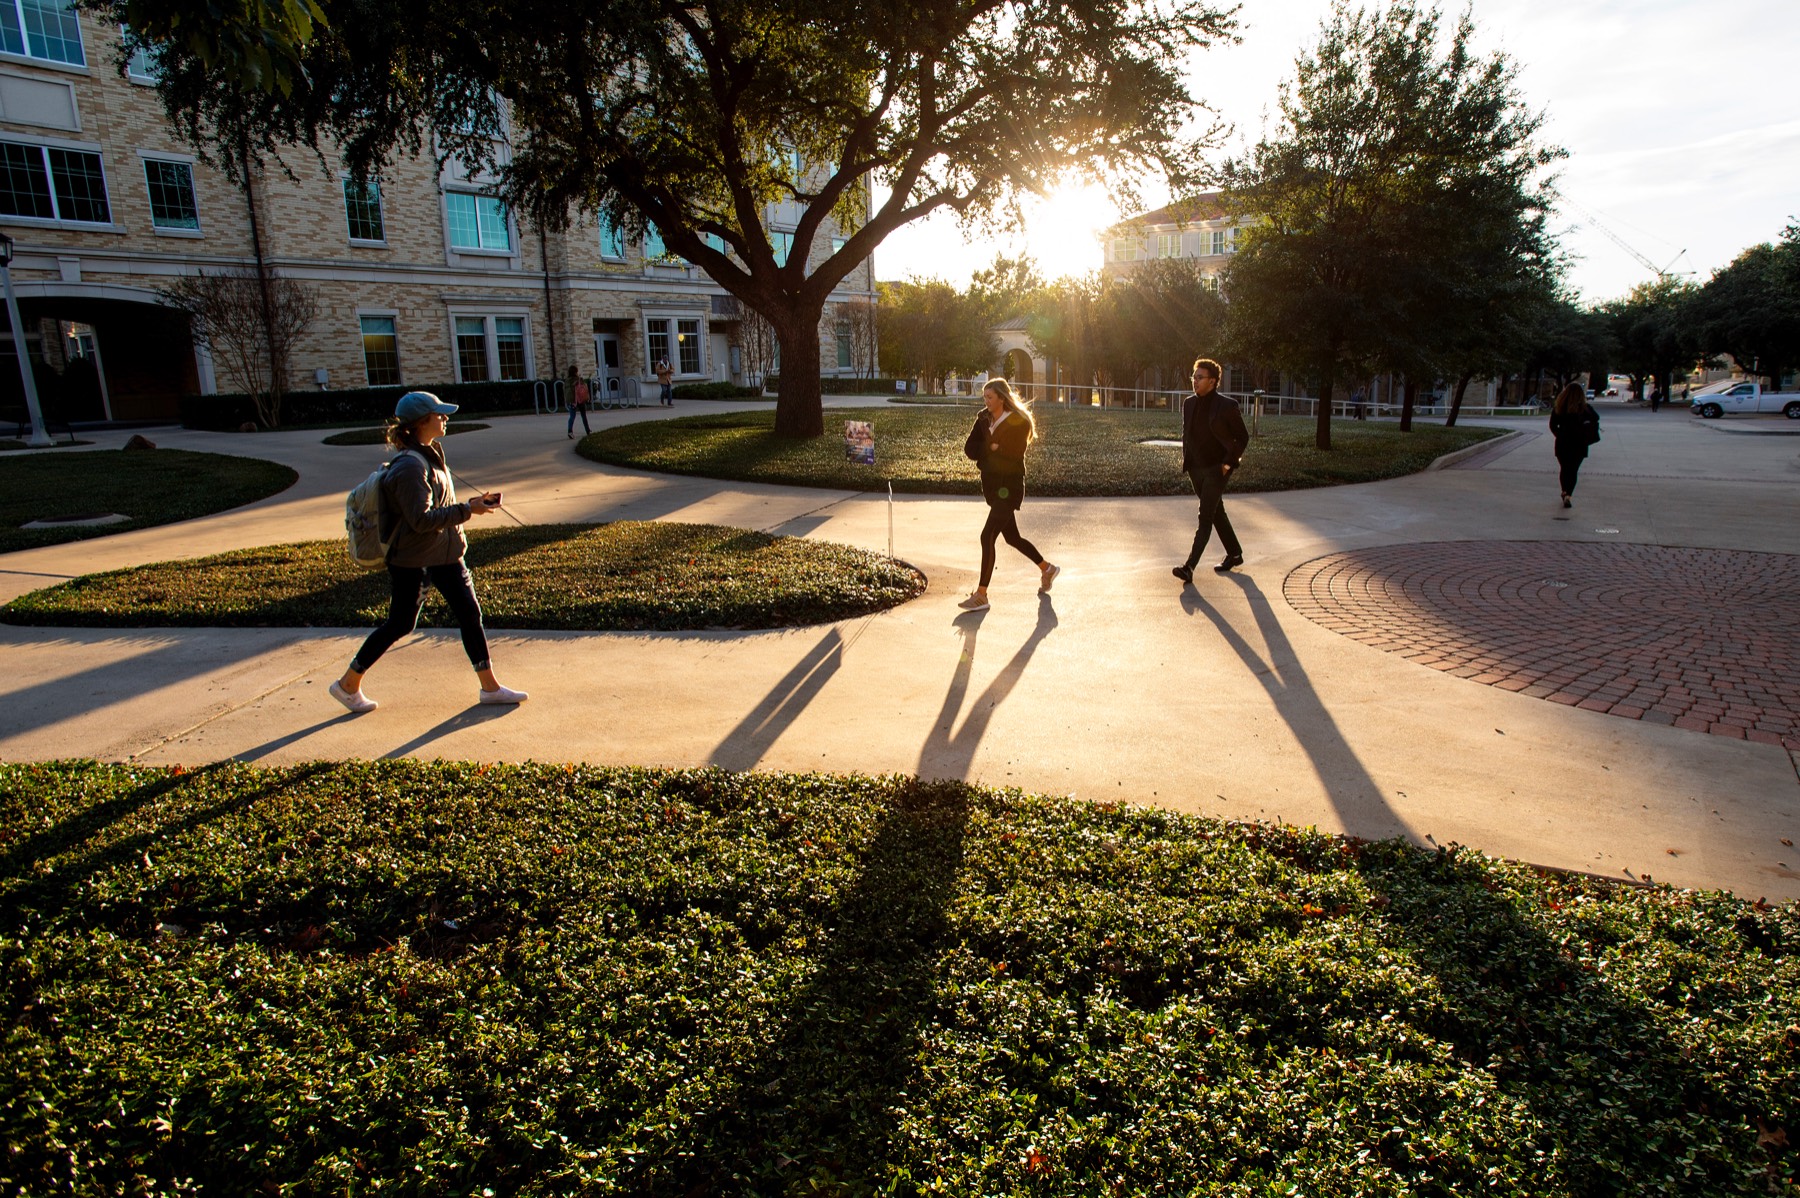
left=0, top=14, right=877, bottom=420
left=1102, top=192, right=1240, bottom=283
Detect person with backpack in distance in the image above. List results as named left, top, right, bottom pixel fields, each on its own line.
left=566, top=363, right=591, bottom=439
left=331, top=390, right=526, bottom=713
left=956, top=377, right=1060, bottom=611
left=1172, top=357, right=1247, bottom=583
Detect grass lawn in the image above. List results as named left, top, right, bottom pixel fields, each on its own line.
left=1, top=759, right=1792, bottom=1195
left=579, top=406, right=1504, bottom=496
left=0, top=438, right=92, bottom=450
left=319, top=423, right=489, bottom=446
left=0, top=449, right=297, bottom=554
left=0, top=521, right=925, bottom=631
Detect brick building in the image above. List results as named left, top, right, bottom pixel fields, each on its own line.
left=0, top=12, right=876, bottom=422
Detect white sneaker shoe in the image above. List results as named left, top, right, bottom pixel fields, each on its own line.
left=479, top=685, right=529, bottom=705
left=329, top=681, right=378, bottom=714
left=956, top=593, right=989, bottom=612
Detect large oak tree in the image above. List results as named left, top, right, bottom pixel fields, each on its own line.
left=128, top=0, right=1235, bottom=437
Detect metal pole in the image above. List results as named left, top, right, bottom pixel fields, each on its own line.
left=1, top=258, right=51, bottom=447
left=1252, top=389, right=1264, bottom=437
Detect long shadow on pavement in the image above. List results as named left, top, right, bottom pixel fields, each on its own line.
left=709, top=628, right=844, bottom=770
left=1182, top=576, right=1408, bottom=839
left=917, top=595, right=1058, bottom=783
left=0, top=638, right=244, bottom=744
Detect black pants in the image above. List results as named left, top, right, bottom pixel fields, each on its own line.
left=567, top=404, right=590, bottom=435
left=979, top=504, right=1042, bottom=587
left=1184, top=466, right=1242, bottom=568
left=1557, top=453, right=1586, bottom=497
left=351, top=562, right=491, bottom=673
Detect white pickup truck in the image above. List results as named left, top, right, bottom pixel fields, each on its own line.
left=1690, top=381, right=1800, bottom=419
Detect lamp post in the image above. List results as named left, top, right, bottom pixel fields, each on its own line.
left=0, top=232, right=51, bottom=447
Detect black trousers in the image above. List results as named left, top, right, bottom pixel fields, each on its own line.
left=1557, top=452, right=1586, bottom=496
left=352, top=562, right=491, bottom=673
left=1184, top=465, right=1242, bottom=567
left=979, top=504, right=1042, bottom=587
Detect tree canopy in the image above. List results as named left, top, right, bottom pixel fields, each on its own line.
left=136, top=0, right=1237, bottom=437
left=1688, top=224, right=1800, bottom=387
left=1220, top=0, right=1561, bottom=447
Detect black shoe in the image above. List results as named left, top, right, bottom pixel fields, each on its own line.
left=1562, top=494, right=1571, bottom=508
left=1171, top=565, right=1194, bottom=584
left=1214, top=554, right=1244, bottom=573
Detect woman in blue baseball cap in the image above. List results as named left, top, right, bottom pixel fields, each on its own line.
left=330, top=390, right=527, bottom=712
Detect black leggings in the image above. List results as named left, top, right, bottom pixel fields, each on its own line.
left=979, top=504, right=1042, bottom=587
left=1557, top=453, right=1585, bottom=496
left=351, top=562, right=491, bottom=673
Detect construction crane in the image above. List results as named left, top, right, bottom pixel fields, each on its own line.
left=1548, top=187, right=1691, bottom=282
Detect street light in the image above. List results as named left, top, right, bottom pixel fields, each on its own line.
left=0, top=231, right=51, bottom=447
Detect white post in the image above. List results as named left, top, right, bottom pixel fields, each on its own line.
left=887, top=481, right=894, bottom=560
left=1, top=250, right=52, bottom=447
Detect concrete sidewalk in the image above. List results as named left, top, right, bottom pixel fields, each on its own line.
left=3, top=401, right=1797, bottom=900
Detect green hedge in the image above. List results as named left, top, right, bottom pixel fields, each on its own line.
left=179, top=380, right=545, bottom=431
left=670, top=382, right=765, bottom=399
left=764, top=375, right=914, bottom=395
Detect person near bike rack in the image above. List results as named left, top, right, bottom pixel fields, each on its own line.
left=655, top=358, right=675, bottom=406
left=566, top=363, right=591, bottom=439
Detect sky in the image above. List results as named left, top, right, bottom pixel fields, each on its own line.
left=872, top=0, right=1800, bottom=306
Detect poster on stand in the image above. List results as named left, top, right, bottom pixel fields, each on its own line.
left=844, top=420, right=875, bottom=465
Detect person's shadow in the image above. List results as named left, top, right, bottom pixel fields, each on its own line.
left=1182, top=576, right=1407, bottom=838
left=917, top=595, right=1058, bottom=782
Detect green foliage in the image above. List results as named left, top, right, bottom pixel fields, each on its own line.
left=877, top=278, right=999, bottom=389
left=580, top=405, right=1500, bottom=495
left=1601, top=278, right=1701, bottom=403
left=1687, top=224, right=1800, bottom=386
left=1, top=522, right=925, bottom=631
left=318, top=422, right=487, bottom=446
left=2, top=759, right=1794, bottom=1194
left=669, top=382, right=765, bottom=400
left=0, top=449, right=296, bottom=553
left=179, top=380, right=540, bottom=431
left=1221, top=0, right=1562, bottom=447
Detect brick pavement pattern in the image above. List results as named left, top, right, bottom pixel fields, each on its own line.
left=1284, top=541, right=1800, bottom=749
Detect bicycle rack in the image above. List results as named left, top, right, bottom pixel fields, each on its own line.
left=532, top=378, right=567, bottom=414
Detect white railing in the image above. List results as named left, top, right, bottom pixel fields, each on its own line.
left=1009, top=381, right=1541, bottom=420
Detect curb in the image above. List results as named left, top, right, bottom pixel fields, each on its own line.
left=1428, top=428, right=1523, bottom=471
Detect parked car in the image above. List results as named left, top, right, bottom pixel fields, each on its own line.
left=1689, top=381, right=1800, bottom=419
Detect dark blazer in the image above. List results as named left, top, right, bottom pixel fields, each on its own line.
left=965, top=409, right=1030, bottom=510
left=1548, top=408, right=1600, bottom=460
left=1181, top=391, right=1249, bottom=474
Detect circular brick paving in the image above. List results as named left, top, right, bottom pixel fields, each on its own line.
left=1284, top=542, right=1800, bottom=749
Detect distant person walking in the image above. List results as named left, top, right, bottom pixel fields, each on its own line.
left=1548, top=381, right=1601, bottom=509
left=655, top=358, right=675, bottom=406
left=566, top=363, right=591, bottom=439
left=1172, top=357, right=1247, bottom=583
left=330, top=391, right=527, bottom=713
left=957, top=377, right=1059, bottom=611
left=1351, top=385, right=1368, bottom=420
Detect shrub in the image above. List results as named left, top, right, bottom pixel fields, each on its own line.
left=179, top=380, right=544, bottom=430
left=671, top=382, right=765, bottom=400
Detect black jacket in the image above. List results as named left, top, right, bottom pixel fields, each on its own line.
left=1548, top=408, right=1600, bottom=459
left=965, top=410, right=1030, bottom=510
left=1182, top=391, right=1249, bottom=473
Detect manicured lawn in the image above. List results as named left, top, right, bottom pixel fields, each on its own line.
left=0, top=449, right=297, bottom=553
left=0, top=522, right=925, bottom=631
left=320, top=422, right=489, bottom=446
left=579, top=406, right=1504, bottom=496
left=1, top=759, right=1792, bottom=1195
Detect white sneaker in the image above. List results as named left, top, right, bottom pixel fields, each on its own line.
left=329, top=681, right=377, bottom=714
left=479, top=685, right=529, bottom=705
left=956, top=593, right=989, bottom=612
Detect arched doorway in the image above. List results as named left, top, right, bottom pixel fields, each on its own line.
left=1003, top=348, right=1034, bottom=386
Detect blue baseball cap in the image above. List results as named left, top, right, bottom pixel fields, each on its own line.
left=395, top=390, right=458, bottom=421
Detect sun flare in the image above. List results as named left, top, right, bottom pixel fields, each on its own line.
left=1015, top=181, right=1121, bottom=280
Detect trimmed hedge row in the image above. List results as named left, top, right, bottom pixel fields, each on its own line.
left=670, top=382, right=766, bottom=400
left=178, top=380, right=543, bottom=430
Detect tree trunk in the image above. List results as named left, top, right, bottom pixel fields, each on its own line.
left=772, top=315, right=824, bottom=438
left=239, top=141, right=281, bottom=428
left=1315, top=370, right=1334, bottom=451
left=1445, top=372, right=1473, bottom=426
left=1399, top=376, right=1417, bottom=432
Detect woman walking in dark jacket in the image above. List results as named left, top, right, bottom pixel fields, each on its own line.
left=329, top=390, right=527, bottom=713
left=1548, top=382, right=1601, bottom=508
left=957, top=378, right=1059, bottom=611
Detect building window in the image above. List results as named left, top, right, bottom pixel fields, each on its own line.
left=645, top=318, right=670, bottom=372
left=0, top=140, right=110, bottom=224
left=831, top=235, right=847, bottom=255
left=598, top=216, right=626, bottom=259
left=1156, top=233, right=1180, bottom=258
left=644, top=223, right=682, bottom=263
left=360, top=315, right=400, bottom=386
left=772, top=230, right=795, bottom=267
left=1112, top=237, right=1143, bottom=263
left=676, top=317, right=700, bottom=374
left=0, top=0, right=84, bottom=66
left=121, top=25, right=156, bottom=80
left=445, top=191, right=510, bottom=251
left=344, top=180, right=384, bottom=242
left=1209, top=229, right=1226, bottom=255
left=142, top=159, right=197, bottom=230
left=1228, top=226, right=1242, bottom=253
left=835, top=323, right=852, bottom=369
left=453, top=314, right=530, bottom=382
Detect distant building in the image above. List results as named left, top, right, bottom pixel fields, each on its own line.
left=0, top=12, right=874, bottom=422
left=1102, top=192, right=1241, bottom=284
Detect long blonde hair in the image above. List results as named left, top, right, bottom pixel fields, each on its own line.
left=982, top=377, right=1036, bottom=442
